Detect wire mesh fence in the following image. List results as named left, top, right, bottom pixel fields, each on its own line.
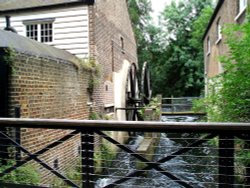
left=0, top=119, right=250, bottom=188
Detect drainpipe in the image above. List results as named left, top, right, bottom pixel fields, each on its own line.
left=4, top=15, right=17, bottom=33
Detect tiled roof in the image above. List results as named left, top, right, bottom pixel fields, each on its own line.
left=0, top=0, right=94, bottom=12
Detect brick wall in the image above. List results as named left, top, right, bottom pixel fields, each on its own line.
left=8, top=53, right=90, bottom=119
left=204, top=0, right=247, bottom=79
left=89, top=0, right=137, bottom=113
left=4, top=50, right=91, bottom=184
left=0, top=0, right=138, bottom=184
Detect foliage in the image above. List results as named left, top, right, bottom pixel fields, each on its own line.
left=129, top=0, right=214, bottom=97
left=127, top=0, right=153, bottom=70
left=89, top=111, right=102, bottom=120
left=151, top=0, right=213, bottom=97
left=0, top=160, right=40, bottom=185
left=192, top=98, right=207, bottom=113
left=94, top=142, right=116, bottom=172
left=201, top=20, right=250, bottom=122
left=80, top=58, right=101, bottom=95
left=3, top=48, right=16, bottom=74
left=51, top=159, right=82, bottom=187
left=139, top=97, right=161, bottom=120
left=128, top=0, right=214, bottom=97
left=89, top=111, right=112, bottom=120
left=237, top=146, right=250, bottom=166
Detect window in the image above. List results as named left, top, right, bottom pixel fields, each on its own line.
left=41, top=23, right=53, bottom=42
left=24, top=18, right=54, bottom=43
left=26, top=24, right=38, bottom=41
left=216, top=18, right=222, bottom=44
left=207, top=37, right=211, bottom=55
left=235, top=0, right=247, bottom=20
left=239, top=0, right=247, bottom=13
left=120, top=36, right=125, bottom=52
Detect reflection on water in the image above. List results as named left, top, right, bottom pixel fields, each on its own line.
left=96, top=116, right=216, bottom=188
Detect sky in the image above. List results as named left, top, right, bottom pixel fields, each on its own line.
left=151, top=0, right=177, bottom=24
left=151, top=0, right=171, bottom=14
left=151, top=0, right=217, bottom=24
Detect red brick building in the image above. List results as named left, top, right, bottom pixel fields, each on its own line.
left=0, top=0, right=137, bottom=184
left=0, top=0, right=137, bottom=119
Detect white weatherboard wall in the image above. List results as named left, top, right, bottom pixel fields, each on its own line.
left=0, top=6, right=89, bottom=58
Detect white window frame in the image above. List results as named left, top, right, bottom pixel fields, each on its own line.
left=26, top=24, right=38, bottom=41
left=23, top=18, right=55, bottom=43
left=235, top=0, right=247, bottom=21
left=215, top=18, right=222, bottom=44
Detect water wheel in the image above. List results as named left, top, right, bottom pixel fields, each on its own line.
left=125, top=62, right=152, bottom=122
left=140, top=62, right=152, bottom=105
left=125, top=63, right=140, bottom=121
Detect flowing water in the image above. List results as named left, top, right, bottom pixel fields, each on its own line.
left=96, top=115, right=217, bottom=188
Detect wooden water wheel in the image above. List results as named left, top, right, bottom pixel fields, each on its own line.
left=125, top=62, right=152, bottom=121
left=125, top=63, right=140, bottom=121
left=140, top=62, right=152, bottom=106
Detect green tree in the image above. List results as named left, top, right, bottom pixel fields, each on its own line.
left=151, top=0, right=213, bottom=97
left=127, top=0, right=153, bottom=69
left=128, top=0, right=213, bottom=97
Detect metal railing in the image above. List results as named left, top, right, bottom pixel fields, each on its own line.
left=0, top=118, right=250, bottom=187
left=162, top=97, right=202, bottom=114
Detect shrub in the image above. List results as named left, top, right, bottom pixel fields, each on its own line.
left=0, top=160, right=40, bottom=185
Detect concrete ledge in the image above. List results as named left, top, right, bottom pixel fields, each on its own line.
left=137, top=138, right=153, bottom=153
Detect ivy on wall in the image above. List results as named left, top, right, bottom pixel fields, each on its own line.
left=80, top=58, right=101, bottom=96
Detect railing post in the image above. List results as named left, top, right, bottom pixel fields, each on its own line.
left=171, top=95, right=174, bottom=113
left=219, top=134, right=234, bottom=188
left=81, top=131, right=94, bottom=188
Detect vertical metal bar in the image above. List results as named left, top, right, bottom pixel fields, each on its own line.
left=81, top=131, right=94, bottom=188
left=171, top=95, right=174, bottom=113
left=15, top=106, right=21, bottom=160
left=219, top=134, right=234, bottom=188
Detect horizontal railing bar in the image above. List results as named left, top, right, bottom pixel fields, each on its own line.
left=116, top=107, right=156, bottom=110
left=161, top=112, right=206, bottom=116
left=162, top=97, right=201, bottom=100
left=0, top=118, right=250, bottom=133
left=162, top=104, right=192, bottom=106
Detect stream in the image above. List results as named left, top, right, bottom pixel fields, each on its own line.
left=96, top=115, right=217, bottom=188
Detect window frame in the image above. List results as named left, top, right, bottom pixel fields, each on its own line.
left=23, top=18, right=55, bottom=43
left=120, top=36, right=125, bottom=54
left=26, top=24, right=38, bottom=41
left=215, top=18, right=222, bottom=44
left=40, top=22, right=53, bottom=43
left=235, top=0, right=247, bottom=21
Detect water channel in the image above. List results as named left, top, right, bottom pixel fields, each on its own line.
left=96, top=115, right=217, bottom=188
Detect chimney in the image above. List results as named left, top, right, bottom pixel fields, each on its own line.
left=4, top=16, right=17, bottom=33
